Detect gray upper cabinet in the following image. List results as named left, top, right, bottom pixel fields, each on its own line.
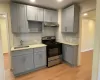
left=50, top=10, right=58, bottom=22
left=62, top=4, right=80, bottom=33
left=34, top=47, right=46, bottom=68
left=11, top=3, right=29, bottom=33
left=44, top=9, right=58, bottom=23
left=27, top=6, right=37, bottom=21
left=11, top=49, right=34, bottom=75
left=27, top=5, right=44, bottom=22
left=18, top=4, right=29, bottom=33
left=11, top=3, right=20, bottom=33
left=63, top=44, right=78, bottom=66
left=37, top=8, right=44, bottom=21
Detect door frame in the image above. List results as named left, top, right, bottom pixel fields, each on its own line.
left=0, top=12, right=11, bottom=69
left=92, top=0, right=100, bottom=79
left=0, top=24, right=5, bottom=80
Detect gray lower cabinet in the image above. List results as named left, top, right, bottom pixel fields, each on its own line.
left=63, top=44, right=78, bottom=66
left=11, top=49, right=34, bottom=75
left=11, top=47, right=46, bottom=76
left=62, top=4, right=80, bottom=33
left=34, top=47, right=46, bottom=68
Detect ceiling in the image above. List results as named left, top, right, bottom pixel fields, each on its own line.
left=0, top=0, right=87, bottom=9
left=82, top=10, right=96, bottom=20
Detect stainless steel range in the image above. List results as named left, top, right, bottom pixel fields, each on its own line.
left=42, top=36, right=62, bottom=67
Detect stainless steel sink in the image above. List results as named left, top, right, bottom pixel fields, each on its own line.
left=14, top=46, right=29, bottom=49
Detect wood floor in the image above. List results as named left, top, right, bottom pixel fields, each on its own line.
left=4, top=50, right=93, bottom=80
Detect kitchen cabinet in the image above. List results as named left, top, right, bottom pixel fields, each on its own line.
left=62, top=4, right=80, bottom=33
left=11, top=3, right=29, bottom=33
left=44, top=9, right=58, bottom=23
left=11, top=47, right=46, bottom=76
left=27, top=5, right=44, bottom=22
left=63, top=44, right=78, bottom=66
left=11, top=49, right=34, bottom=76
left=10, top=3, right=19, bottom=33
left=34, top=47, right=46, bottom=68
left=18, top=4, right=29, bottom=33
left=28, top=21, right=43, bottom=32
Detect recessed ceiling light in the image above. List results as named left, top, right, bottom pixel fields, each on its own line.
left=83, top=13, right=88, bottom=16
left=30, top=0, right=36, bottom=3
left=57, top=0, right=63, bottom=2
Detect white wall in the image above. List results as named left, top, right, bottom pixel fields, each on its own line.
left=0, top=25, right=5, bottom=80
left=0, top=3, right=13, bottom=48
left=0, top=18, right=9, bottom=53
left=81, top=19, right=95, bottom=52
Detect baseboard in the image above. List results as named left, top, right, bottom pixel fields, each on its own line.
left=81, top=48, right=93, bottom=52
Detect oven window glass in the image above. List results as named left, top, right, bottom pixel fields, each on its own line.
left=48, top=48, right=59, bottom=57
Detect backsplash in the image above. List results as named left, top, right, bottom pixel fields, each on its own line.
left=13, top=33, right=42, bottom=46
left=56, top=32, right=79, bottom=44
left=63, top=33, right=79, bottom=44
left=13, top=30, right=79, bottom=46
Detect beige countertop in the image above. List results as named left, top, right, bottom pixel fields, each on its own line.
left=57, top=42, right=79, bottom=46
left=11, top=44, right=47, bottom=51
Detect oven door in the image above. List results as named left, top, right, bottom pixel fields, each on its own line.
left=47, top=46, right=61, bottom=58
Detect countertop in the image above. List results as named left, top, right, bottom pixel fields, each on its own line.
left=57, top=41, right=79, bottom=46
left=11, top=44, right=47, bottom=51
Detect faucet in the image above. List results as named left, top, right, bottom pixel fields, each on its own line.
left=20, top=40, right=24, bottom=46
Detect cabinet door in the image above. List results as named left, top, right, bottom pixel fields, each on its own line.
left=62, top=5, right=74, bottom=32
left=66, top=45, right=74, bottom=65
left=44, top=9, right=51, bottom=22
left=44, top=9, right=58, bottom=22
left=24, top=53, right=34, bottom=71
left=51, top=10, right=58, bottom=23
left=12, top=55, right=25, bottom=75
left=63, top=45, right=67, bottom=61
left=62, top=9, right=66, bottom=32
left=37, top=8, right=44, bottom=21
left=27, top=6, right=37, bottom=21
left=34, top=51, right=46, bottom=68
left=18, top=4, right=29, bottom=33
left=12, top=49, right=34, bottom=75
left=63, top=45, right=74, bottom=65
left=11, top=3, right=20, bottom=33
left=39, top=51, right=46, bottom=67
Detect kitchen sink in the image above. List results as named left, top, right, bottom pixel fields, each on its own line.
left=14, top=46, right=29, bottom=49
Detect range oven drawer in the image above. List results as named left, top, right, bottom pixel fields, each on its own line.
left=48, top=55, right=61, bottom=61
left=48, top=58, right=62, bottom=67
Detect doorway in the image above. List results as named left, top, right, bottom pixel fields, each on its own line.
left=80, top=10, right=96, bottom=80
left=0, top=13, right=11, bottom=80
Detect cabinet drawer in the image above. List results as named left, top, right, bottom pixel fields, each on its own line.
left=12, top=49, right=33, bottom=57
left=34, top=47, right=46, bottom=53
